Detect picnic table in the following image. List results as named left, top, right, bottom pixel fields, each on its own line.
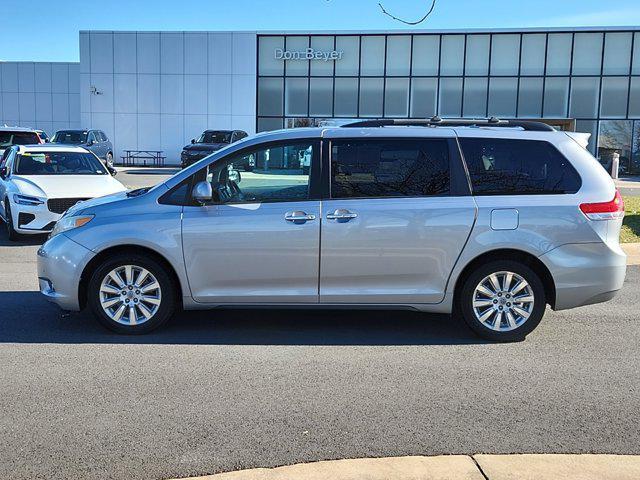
left=120, top=150, right=166, bottom=167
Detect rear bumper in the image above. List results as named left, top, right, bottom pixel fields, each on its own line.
left=37, top=233, right=95, bottom=311
left=540, top=242, right=627, bottom=310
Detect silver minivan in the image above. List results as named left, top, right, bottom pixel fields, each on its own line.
left=37, top=119, right=627, bottom=341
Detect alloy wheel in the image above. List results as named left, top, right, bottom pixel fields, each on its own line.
left=99, top=265, right=162, bottom=325
left=472, top=271, right=535, bottom=332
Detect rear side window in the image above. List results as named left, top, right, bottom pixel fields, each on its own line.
left=459, top=138, right=582, bottom=195
left=330, top=139, right=450, bottom=199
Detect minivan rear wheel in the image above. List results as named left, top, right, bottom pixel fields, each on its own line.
left=458, top=260, right=546, bottom=342
left=87, top=253, right=176, bottom=334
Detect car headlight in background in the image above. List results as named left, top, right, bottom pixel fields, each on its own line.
left=50, top=215, right=94, bottom=237
left=13, top=194, right=45, bottom=206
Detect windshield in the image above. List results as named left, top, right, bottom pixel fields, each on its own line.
left=198, top=131, right=232, bottom=144
left=0, top=131, right=40, bottom=147
left=52, top=131, right=88, bottom=144
left=14, top=151, right=107, bottom=175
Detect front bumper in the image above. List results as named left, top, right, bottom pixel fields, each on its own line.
left=11, top=201, right=61, bottom=234
left=37, top=233, right=96, bottom=311
left=181, top=152, right=208, bottom=168
left=540, top=242, right=627, bottom=310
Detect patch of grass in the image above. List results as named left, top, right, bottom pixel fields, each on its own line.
left=621, top=195, right=640, bottom=243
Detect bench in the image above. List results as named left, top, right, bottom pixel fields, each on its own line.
left=120, top=150, right=166, bottom=167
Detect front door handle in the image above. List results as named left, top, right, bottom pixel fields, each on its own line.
left=326, top=209, right=358, bottom=222
left=284, top=211, right=316, bottom=224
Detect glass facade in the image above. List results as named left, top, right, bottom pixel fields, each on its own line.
left=257, top=29, right=640, bottom=174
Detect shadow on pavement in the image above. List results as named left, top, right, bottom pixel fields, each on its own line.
left=120, top=168, right=180, bottom=175
left=0, top=232, right=47, bottom=247
left=0, top=291, right=487, bottom=346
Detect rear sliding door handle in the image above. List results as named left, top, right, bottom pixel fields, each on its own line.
left=326, top=209, right=358, bottom=222
left=284, top=211, right=316, bottom=224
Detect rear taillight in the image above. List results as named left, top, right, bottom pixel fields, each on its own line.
left=579, top=190, right=625, bottom=220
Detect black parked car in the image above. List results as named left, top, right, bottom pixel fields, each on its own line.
left=181, top=130, right=249, bottom=168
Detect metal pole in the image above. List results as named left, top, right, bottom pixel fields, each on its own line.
left=611, top=151, right=620, bottom=180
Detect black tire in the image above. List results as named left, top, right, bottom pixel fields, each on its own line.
left=106, top=152, right=114, bottom=166
left=4, top=200, right=20, bottom=241
left=87, top=253, right=176, bottom=334
left=457, top=260, right=546, bottom=342
left=244, top=165, right=254, bottom=172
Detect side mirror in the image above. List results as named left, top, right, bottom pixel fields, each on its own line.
left=192, top=181, right=213, bottom=205
left=107, top=166, right=117, bottom=176
left=0, top=166, right=6, bottom=179
left=191, top=139, right=196, bottom=144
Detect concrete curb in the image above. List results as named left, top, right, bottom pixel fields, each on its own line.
left=622, top=243, right=640, bottom=265
left=474, top=454, right=640, bottom=480
left=169, top=454, right=640, bottom=480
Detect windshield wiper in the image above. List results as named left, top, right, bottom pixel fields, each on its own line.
left=126, top=187, right=151, bottom=197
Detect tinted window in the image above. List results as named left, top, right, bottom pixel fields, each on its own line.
left=160, top=179, right=191, bottom=205
left=14, top=151, right=107, bottom=176
left=1, top=148, right=16, bottom=169
left=193, top=142, right=315, bottom=204
left=0, top=148, right=12, bottom=168
left=53, top=131, right=88, bottom=144
left=198, top=131, right=232, bottom=144
left=0, top=131, right=40, bottom=147
left=330, top=139, right=450, bottom=199
left=459, top=138, right=581, bottom=195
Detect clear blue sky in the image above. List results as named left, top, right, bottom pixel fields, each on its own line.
left=2, top=0, right=640, bottom=62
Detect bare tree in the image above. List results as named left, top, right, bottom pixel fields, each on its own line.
left=378, top=0, right=437, bottom=25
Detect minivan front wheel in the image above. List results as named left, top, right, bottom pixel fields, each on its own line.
left=458, top=260, right=546, bottom=342
left=87, top=253, right=176, bottom=334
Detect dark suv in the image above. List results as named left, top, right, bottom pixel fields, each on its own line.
left=52, top=129, right=114, bottom=167
left=181, top=130, right=249, bottom=168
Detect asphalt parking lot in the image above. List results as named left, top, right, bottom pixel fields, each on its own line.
left=1, top=169, right=639, bottom=480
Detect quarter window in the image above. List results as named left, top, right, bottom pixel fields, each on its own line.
left=194, top=142, right=315, bottom=204
left=330, top=139, right=450, bottom=199
left=459, top=138, right=582, bottom=195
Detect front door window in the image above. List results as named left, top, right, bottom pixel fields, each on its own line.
left=194, top=142, right=316, bottom=204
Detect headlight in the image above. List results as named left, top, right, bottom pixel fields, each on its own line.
left=13, top=194, right=45, bottom=206
left=50, top=215, right=94, bottom=237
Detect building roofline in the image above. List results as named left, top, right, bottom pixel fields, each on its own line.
left=80, top=25, right=640, bottom=35
left=0, top=61, right=79, bottom=65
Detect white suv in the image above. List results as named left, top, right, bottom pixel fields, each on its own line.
left=0, top=144, right=126, bottom=240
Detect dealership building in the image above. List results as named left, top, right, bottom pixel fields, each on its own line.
left=1, top=27, right=640, bottom=173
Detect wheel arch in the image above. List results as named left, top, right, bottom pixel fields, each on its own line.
left=452, top=248, right=556, bottom=310
left=79, top=244, right=184, bottom=310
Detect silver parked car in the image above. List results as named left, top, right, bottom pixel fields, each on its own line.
left=51, top=129, right=114, bottom=167
left=37, top=118, right=626, bottom=341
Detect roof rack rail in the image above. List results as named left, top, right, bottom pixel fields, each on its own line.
left=341, top=116, right=555, bottom=132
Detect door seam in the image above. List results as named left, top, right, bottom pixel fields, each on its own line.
left=317, top=200, right=322, bottom=302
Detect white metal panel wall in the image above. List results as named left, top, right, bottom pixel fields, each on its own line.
left=0, top=62, right=80, bottom=136
left=80, top=31, right=258, bottom=165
